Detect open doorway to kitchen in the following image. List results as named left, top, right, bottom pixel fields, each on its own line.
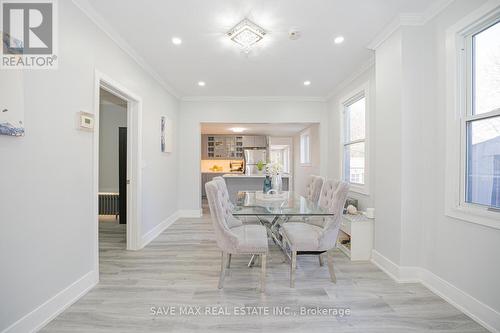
left=199, top=122, right=321, bottom=211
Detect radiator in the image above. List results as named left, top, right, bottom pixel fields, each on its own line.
left=98, top=192, right=120, bottom=216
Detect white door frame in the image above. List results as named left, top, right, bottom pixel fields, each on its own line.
left=93, top=70, right=143, bottom=273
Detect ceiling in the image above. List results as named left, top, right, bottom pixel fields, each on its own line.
left=201, top=123, right=313, bottom=136
left=80, top=0, right=440, bottom=98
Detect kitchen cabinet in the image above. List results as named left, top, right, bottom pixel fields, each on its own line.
left=202, top=135, right=243, bottom=159
left=242, top=136, right=267, bottom=148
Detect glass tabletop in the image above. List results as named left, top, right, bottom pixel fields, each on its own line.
left=232, top=191, right=333, bottom=216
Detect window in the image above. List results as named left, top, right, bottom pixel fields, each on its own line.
left=342, top=93, right=366, bottom=187
left=465, top=20, right=500, bottom=209
left=270, top=145, right=290, bottom=173
left=445, top=5, right=500, bottom=228
left=300, top=133, right=310, bottom=164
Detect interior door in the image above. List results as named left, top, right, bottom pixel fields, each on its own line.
left=119, top=127, right=127, bottom=224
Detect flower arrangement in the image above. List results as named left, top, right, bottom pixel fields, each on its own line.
left=265, top=162, right=283, bottom=176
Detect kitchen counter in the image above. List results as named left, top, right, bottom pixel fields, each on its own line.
left=222, top=174, right=290, bottom=201
left=223, top=173, right=290, bottom=178
left=202, top=171, right=243, bottom=174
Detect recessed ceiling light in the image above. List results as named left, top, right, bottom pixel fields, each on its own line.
left=230, top=127, right=246, bottom=133
left=198, top=81, right=206, bottom=87
left=334, top=36, right=345, bottom=44
left=171, top=37, right=182, bottom=45
left=303, top=81, right=311, bottom=86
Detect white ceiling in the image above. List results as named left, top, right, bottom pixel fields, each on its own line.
left=81, top=0, right=440, bottom=98
left=201, top=123, right=313, bottom=136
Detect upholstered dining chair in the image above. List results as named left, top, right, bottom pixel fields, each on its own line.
left=212, top=176, right=234, bottom=210
left=205, top=180, right=269, bottom=292
left=305, top=175, right=325, bottom=204
left=281, top=180, right=349, bottom=287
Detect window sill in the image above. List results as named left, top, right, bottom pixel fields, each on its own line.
left=445, top=204, right=500, bottom=230
left=348, top=183, right=369, bottom=196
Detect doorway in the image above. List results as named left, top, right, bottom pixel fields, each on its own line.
left=93, top=71, right=143, bottom=275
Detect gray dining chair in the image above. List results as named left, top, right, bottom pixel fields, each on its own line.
left=205, top=180, right=269, bottom=292
left=212, top=176, right=234, bottom=210
left=281, top=180, right=349, bottom=287
left=305, top=175, right=324, bottom=204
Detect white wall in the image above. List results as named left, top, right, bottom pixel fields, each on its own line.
left=366, top=0, right=500, bottom=327
left=0, top=1, right=179, bottom=331
left=178, top=100, right=329, bottom=212
left=418, top=0, right=500, bottom=315
left=99, top=103, right=127, bottom=193
left=293, top=124, right=321, bottom=195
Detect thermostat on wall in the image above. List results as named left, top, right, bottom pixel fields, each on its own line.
left=77, top=111, right=94, bottom=131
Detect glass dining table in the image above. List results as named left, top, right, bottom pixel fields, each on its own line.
left=232, top=191, right=334, bottom=266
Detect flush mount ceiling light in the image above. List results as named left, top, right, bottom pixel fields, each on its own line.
left=198, top=81, right=206, bottom=86
left=227, top=18, right=267, bottom=52
left=230, top=127, right=246, bottom=133
left=303, top=81, right=311, bottom=86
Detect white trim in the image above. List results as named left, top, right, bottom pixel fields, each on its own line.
left=2, top=270, right=98, bottom=333
left=71, top=0, right=180, bottom=99
left=371, top=250, right=500, bottom=333
left=367, top=0, right=455, bottom=50
left=178, top=209, right=203, bottom=218
left=141, top=211, right=181, bottom=248
left=444, top=1, right=500, bottom=230
left=326, top=57, right=375, bottom=100
left=339, top=82, right=370, bottom=196
left=94, top=70, right=143, bottom=258
left=370, top=250, right=420, bottom=283
left=181, top=96, right=327, bottom=102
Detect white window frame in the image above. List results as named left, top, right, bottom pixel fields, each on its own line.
left=340, top=83, right=370, bottom=195
left=270, top=145, right=291, bottom=173
left=445, top=2, right=500, bottom=229
left=300, top=131, right=311, bottom=165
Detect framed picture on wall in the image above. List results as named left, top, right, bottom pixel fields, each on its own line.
left=0, top=68, right=24, bottom=137
left=160, top=115, right=173, bottom=153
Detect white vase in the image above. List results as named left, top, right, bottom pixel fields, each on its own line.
left=271, top=174, right=282, bottom=192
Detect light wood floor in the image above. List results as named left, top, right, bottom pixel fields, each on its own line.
left=41, top=211, right=487, bottom=332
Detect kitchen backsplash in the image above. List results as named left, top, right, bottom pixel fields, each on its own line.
left=200, top=160, right=243, bottom=173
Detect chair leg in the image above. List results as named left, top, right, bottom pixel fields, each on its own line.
left=227, top=254, right=232, bottom=268
left=326, top=251, right=336, bottom=283
left=260, top=254, right=267, bottom=293
left=290, top=251, right=297, bottom=288
left=218, top=252, right=228, bottom=289
left=318, top=254, right=324, bottom=267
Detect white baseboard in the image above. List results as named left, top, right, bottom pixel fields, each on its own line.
left=420, top=269, right=500, bottom=333
left=2, top=270, right=98, bottom=333
left=141, top=211, right=180, bottom=248
left=178, top=209, right=203, bottom=218
left=371, top=250, right=500, bottom=333
left=370, top=250, right=421, bottom=283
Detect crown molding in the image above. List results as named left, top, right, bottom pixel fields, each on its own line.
left=71, top=0, right=181, bottom=99
left=325, top=56, right=375, bottom=100
left=181, top=96, right=327, bottom=102
left=367, top=0, right=455, bottom=50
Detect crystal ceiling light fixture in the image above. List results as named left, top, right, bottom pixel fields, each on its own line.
left=227, top=18, right=267, bottom=52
